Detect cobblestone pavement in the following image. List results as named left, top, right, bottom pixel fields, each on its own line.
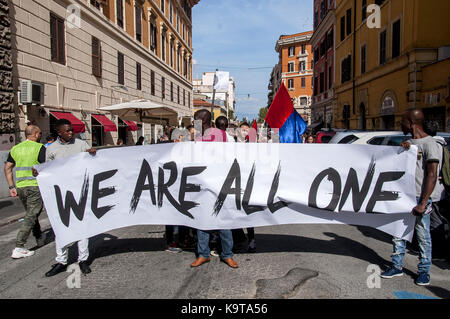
left=0, top=214, right=449, bottom=299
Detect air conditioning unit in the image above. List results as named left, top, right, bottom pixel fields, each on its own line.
left=20, top=80, right=44, bottom=105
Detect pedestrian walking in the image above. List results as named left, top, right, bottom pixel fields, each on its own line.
left=4, top=125, right=47, bottom=259
left=39, top=119, right=97, bottom=277
left=380, top=108, right=445, bottom=286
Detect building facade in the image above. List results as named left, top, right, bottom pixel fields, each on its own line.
left=273, top=31, right=314, bottom=125
left=334, top=0, right=450, bottom=131
left=9, top=0, right=199, bottom=146
left=193, top=71, right=235, bottom=119
left=310, top=0, right=335, bottom=129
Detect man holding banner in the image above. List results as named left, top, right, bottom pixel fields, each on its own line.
left=40, top=119, right=97, bottom=277
left=191, top=109, right=238, bottom=269
left=380, top=109, right=445, bottom=286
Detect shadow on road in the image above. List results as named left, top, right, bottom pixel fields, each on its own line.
left=425, top=286, right=450, bottom=299
left=0, top=200, right=13, bottom=211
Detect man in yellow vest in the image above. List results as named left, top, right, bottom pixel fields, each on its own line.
left=4, top=125, right=47, bottom=259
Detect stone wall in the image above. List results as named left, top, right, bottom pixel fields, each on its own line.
left=0, top=0, right=14, bottom=135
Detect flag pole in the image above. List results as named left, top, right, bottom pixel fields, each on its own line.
left=210, top=68, right=218, bottom=123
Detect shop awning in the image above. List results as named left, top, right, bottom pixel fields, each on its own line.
left=50, top=111, right=85, bottom=133
left=91, top=114, right=117, bottom=132
left=123, top=119, right=138, bottom=131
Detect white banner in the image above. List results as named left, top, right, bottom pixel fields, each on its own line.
left=36, top=143, right=418, bottom=248
left=213, top=71, right=230, bottom=91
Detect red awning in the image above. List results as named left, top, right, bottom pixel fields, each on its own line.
left=92, top=114, right=117, bottom=132
left=123, top=119, right=138, bottom=131
left=50, top=111, right=85, bottom=133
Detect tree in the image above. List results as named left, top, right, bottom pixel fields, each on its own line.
left=258, top=106, right=268, bottom=123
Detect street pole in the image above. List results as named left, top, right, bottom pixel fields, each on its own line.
left=210, top=69, right=218, bottom=123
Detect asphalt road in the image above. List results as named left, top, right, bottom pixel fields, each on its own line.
left=0, top=209, right=449, bottom=299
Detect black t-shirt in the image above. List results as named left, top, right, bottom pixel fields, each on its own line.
left=7, top=145, right=46, bottom=165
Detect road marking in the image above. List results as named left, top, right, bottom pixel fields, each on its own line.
left=393, top=291, right=437, bottom=299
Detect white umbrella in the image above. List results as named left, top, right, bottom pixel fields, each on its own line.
left=98, top=99, right=184, bottom=126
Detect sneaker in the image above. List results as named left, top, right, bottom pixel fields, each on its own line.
left=79, top=261, right=91, bottom=275
left=415, top=272, right=430, bottom=286
left=45, top=263, right=67, bottom=277
left=36, top=233, right=47, bottom=248
left=165, top=243, right=182, bottom=253
left=380, top=267, right=403, bottom=278
left=11, top=247, right=35, bottom=259
left=248, top=239, right=256, bottom=253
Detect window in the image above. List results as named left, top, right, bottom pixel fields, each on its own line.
left=171, top=82, right=174, bottom=101
left=92, top=37, right=102, bottom=78
left=314, top=47, right=319, bottom=62
left=177, top=47, right=181, bottom=72
left=90, top=0, right=101, bottom=10
left=150, top=20, right=157, bottom=52
left=188, top=92, right=190, bottom=108
left=170, top=39, right=174, bottom=67
left=301, top=77, right=306, bottom=88
left=135, top=4, right=142, bottom=42
left=136, top=62, right=141, bottom=90
left=162, top=77, right=165, bottom=99
left=380, top=30, right=387, bottom=65
left=314, top=77, right=318, bottom=95
left=118, top=52, right=124, bottom=85
left=361, top=44, right=366, bottom=74
left=116, top=0, right=124, bottom=28
left=340, top=16, right=345, bottom=41
left=300, top=97, right=307, bottom=105
left=288, top=46, right=295, bottom=57
left=375, top=0, right=386, bottom=5
left=362, top=0, right=367, bottom=21
left=327, top=29, right=333, bottom=50
left=177, top=12, right=180, bottom=32
left=161, top=32, right=166, bottom=62
left=288, top=62, right=295, bottom=72
left=184, top=55, right=187, bottom=77
left=183, top=89, right=185, bottom=106
left=328, top=66, right=332, bottom=89
left=339, top=135, right=358, bottom=144
left=392, top=20, right=401, bottom=58
left=151, top=70, right=155, bottom=96
left=161, top=0, right=165, bottom=13
left=341, top=55, right=352, bottom=83
left=346, top=9, right=352, bottom=36
left=320, top=41, right=326, bottom=57
left=177, top=86, right=180, bottom=104
left=301, top=44, right=306, bottom=54
left=288, top=79, right=294, bottom=89
left=319, top=72, right=324, bottom=93
left=300, top=61, right=306, bottom=71
left=50, top=13, right=65, bottom=65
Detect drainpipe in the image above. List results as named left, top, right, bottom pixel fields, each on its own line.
left=352, top=0, right=357, bottom=129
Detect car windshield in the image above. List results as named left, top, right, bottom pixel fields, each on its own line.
left=338, top=135, right=359, bottom=144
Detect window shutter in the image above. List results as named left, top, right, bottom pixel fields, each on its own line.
left=151, top=70, right=155, bottom=95
left=136, top=62, right=142, bottom=90
left=118, top=52, right=124, bottom=85
left=57, top=18, right=65, bottom=64
left=135, top=5, right=142, bottom=42
left=162, top=77, right=165, bottom=99
left=92, top=37, right=102, bottom=77
left=50, top=14, right=57, bottom=61
left=117, top=0, right=124, bottom=28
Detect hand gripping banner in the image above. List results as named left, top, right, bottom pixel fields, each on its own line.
left=36, top=143, right=418, bottom=248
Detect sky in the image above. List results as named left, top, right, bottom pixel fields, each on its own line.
left=192, top=0, right=314, bottom=121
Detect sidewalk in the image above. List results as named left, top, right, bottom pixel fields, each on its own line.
left=0, top=197, right=26, bottom=227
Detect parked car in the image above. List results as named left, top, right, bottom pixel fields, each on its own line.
left=315, top=131, right=336, bottom=143
left=329, top=131, right=450, bottom=149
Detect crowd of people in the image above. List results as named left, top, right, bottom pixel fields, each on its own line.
left=3, top=108, right=448, bottom=287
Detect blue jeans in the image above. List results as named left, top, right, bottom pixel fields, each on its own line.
left=391, top=199, right=432, bottom=274
left=197, top=229, right=234, bottom=260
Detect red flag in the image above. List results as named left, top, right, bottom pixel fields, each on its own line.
left=251, top=120, right=257, bottom=131
left=265, top=81, right=293, bottom=129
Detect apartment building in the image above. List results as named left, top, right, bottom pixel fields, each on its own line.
left=273, top=31, right=314, bottom=125
left=310, top=0, right=335, bottom=129
left=9, top=0, right=199, bottom=146
left=334, top=0, right=450, bottom=131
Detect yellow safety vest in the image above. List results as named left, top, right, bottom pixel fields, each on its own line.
left=10, top=140, right=43, bottom=188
